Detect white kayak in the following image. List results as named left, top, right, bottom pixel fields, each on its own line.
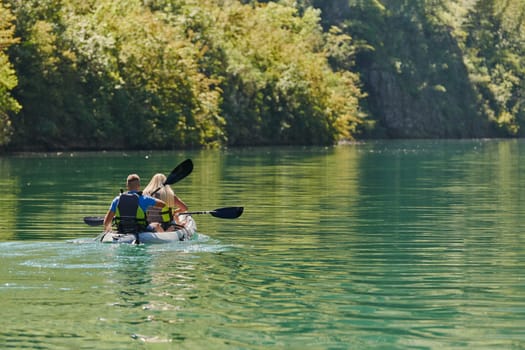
left=99, top=215, right=197, bottom=244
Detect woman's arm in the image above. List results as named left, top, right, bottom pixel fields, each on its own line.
left=172, top=194, right=188, bottom=213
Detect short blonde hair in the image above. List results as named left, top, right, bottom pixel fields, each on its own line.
left=126, top=174, right=140, bottom=187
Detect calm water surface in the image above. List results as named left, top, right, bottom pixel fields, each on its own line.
left=1, top=140, right=525, bottom=349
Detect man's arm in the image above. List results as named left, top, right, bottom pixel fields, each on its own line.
left=153, top=198, right=166, bottom=208
left=103, top=211, right=115, bottom=232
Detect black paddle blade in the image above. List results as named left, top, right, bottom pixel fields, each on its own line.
left=165, top=159, right=193, bottom=185
left=84, top=216, right=104, bottom=226
left=150, top=159, right=193, bottom=196
left=211, top=207, right=244, bottom=219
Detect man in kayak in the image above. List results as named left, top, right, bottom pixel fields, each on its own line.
left=103, top=174, right=167, bottom=234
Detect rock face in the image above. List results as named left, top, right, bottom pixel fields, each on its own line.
left=365, top=67, right=492, bottom=139
left=360, top=29, right=494, bottom=139
left=314, top=1, right=512, bottom=140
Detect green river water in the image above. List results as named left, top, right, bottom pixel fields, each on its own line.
left=1, top=140, right=524, bottom=349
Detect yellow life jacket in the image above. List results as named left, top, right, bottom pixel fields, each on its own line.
left=147, top=206, right=173, bottom=230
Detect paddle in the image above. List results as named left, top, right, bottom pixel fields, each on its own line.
left=83, top=159, right=193, bottom=227
left=150, top=158, right=193, bottom=195
left=84, top=206, right=244, bottom=226
left=179, top=206, right=244, bottom=219
left=84, top=216, right=105, bottom=226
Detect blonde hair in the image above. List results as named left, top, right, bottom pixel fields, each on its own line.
left=143, top=173, right=175, bottom=207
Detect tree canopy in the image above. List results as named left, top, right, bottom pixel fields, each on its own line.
left=310, top=0, right=525, bottom=138
left=0, top=2, right=20, bottom=145
left=1, top=0, right=365, bottom=150
left=1, top=0, right=525, bottom=150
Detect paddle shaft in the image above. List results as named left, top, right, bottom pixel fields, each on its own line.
left=84, top=206, right=243, bottom=226
left=179, top=206, right=243, bottom=219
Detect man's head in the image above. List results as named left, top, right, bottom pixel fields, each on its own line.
left=126, top=174, right=140, bottom=191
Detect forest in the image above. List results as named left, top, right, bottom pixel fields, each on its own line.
left=0, top=0, right=524, bottom=150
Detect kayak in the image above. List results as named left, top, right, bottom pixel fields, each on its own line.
left=99, top=215, right=197, bottom=244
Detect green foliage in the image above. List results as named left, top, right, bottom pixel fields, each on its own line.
left=69, top=0, right=224, bottom=148
left=6, top=0, right=226, bottom=149
left=0, top=3, right=20, bottom=146
left=307, top=0, right=525, bottom=138
left=201, top=1, right=366, bottom=145
left=5, top=0, right=97, bottom=149
left=4, top=0, right=525, bottom=149
left=3, top=0, right=366, bottom=150
left=461, top=0, right=525, bottom=136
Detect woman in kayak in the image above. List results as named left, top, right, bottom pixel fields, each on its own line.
left=143, top=173, right=189, bottom=232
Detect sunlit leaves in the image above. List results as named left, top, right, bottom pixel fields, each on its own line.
left=4, top=0, right=365, bottom=149
left=203, top=1, right=365, bottom=145
left=0, top=3, right=20, bottom=145
left=462, top=0, right=525, bottom=135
